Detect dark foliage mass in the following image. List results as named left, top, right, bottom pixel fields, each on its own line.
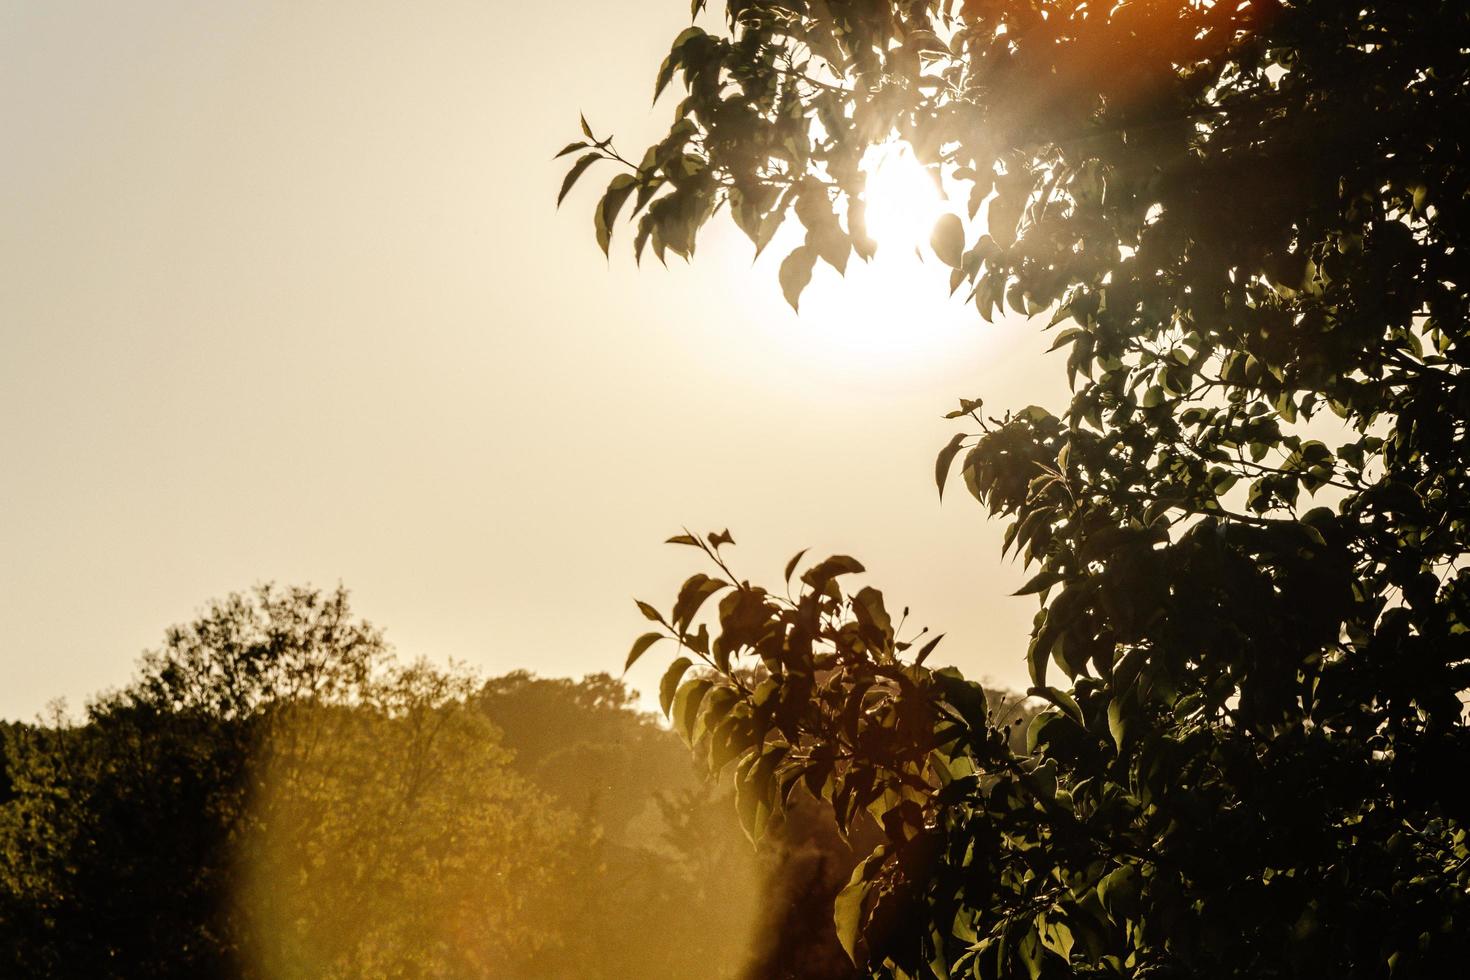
left=576, top=1, right=1470, bottom=978
left=2, top=585, right=980, bottom=978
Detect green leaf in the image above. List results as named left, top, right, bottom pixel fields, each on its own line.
left=1027, top=645, right=1048, bottom=689
left=554, top=140, right=590, bottom=159
left=779, top=245, right=818, bottom=312
left=660, top=657, right=694, bottom=715
left=833, top=876, right=871, bottom=963
left=1107, top=698, right=1128, bottom=751
left=672, top=574, right=728, bottom=631
left=935, top=432, right=967, bottom=500
left=693, top=686, right=737, bottom=745
left=1018, top=925, right=1043, bottom=980
left=1038, top=914, right=1075, bottom=960
left=671, top=677, right=714, bottom=741
left=557, top=152, right=601, bottom=208
left=930, top=213, right=965, bottom=268
left=626, top=631, right=665, bottom=671
left=635, top=599, right=666, bottom=624
left=1096, top=865, right=1139, bottom=922
left=595, top=173, right=638, bottom=255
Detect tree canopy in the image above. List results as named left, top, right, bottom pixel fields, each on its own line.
left=0, top=584, right=883, bottom=979
left=578, top=2, right=1470, bottom=977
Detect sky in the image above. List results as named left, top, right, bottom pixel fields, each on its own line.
left=0, top=0, right=1067, bottom=721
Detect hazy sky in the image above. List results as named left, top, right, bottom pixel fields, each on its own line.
left=1, top=1, right=1065, bottom=720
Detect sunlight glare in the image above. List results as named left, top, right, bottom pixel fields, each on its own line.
left=860, top=141, right=946, bottom=254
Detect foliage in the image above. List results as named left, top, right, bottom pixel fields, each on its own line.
left=473, top=670, right=769, bottom=979
left=475, top=670, right=693, bottom=839
left=239, top=664, right=578, bottom=979
left=0, top=585, right=887, bottom=979
left=584, top=2, right=1470, bottom=977
left=0, top=587, right=575, bottom=979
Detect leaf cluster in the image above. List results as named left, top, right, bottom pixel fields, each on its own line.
left=594, top=2, right=1470, bottom=976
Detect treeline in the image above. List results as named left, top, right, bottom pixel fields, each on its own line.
left=0, top=585, right=1032, bottom=979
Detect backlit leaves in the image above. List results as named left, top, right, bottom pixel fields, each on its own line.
left=625, top=631, right=664, bottom=672
left=659, top=657, right=694, bottom=715
left=672, top=574, right=727, bottom=632
left=930, top=213, right=965, bottom=269
left=557, top=153, right=601, bottom=209
left=586, top=0, right=1470, bottom=976
left=934, top=432, right=967, bottom=500
left=778, top=245, right=817, bottom=312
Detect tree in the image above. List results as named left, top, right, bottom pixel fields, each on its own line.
left=575, top=2, right=1470, bottom=977
left=238, top=662, right=586, bottom=979
left=476, top=669, right=868, bottom=979
left=474, top=670, right=768, bottom=979
left=0, top=586, right=577, bottom=979
left=475, top=670, right=695, bottom=839
left=1, top=587, right=875, bottom=979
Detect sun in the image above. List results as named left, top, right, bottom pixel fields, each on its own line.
left=859, top=141, right=947, bottom=254
left=720, top=137, right=978, bottom=367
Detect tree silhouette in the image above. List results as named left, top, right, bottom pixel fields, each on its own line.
left=580, top=2, right=1470, bottom=977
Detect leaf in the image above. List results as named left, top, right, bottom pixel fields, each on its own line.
left=654, top=26, right=707, bottom=102
left=1026, top=711, right=1061, bottom=753
left=1014, top=569, right=1063, bottom=597
left=1018, top=925, right=1044, bottom=980
left=914, top=632, right=945, bottom=666
left=595, top=173, right=638, bottom=255
left=1096, top=865, right=1139, bottom=922
left=626, top=631, right=665, bottom=671
left=1107, top=698, right=1128, bottom=751
left=1039, top=915, right=1075, bottom=960
left=660, top=657, right=694, bottom=715
left=1031, top=685, right=1084, bottom=726
left=754, top=184, right=798, bottom=259
left=707, top=529, right=735, bottom=548
left=784, top=548, right=809, bottom=583
left=832, top=876, right=871, bottom=964
left=580, top=113, right=594, bottom=139
left=1112, top=645, right=1149, bottom=692
left=809, top=224, right=851, bottom=274
left=852, top=586, right=893, bottom=647
left=554, top=140, right=589, bottom=159
left=672, top=573, right=728, bottom=630
left=779, top=245, right=818, bottom=312
left=635, top=599, right=666, bottom=624
left=800, top=555, right=865, bottom=590
left=935, top=432, right=967, bottom=500
left=666, top=533, right=702, bottom=547
left=693, top=686, right=737, bottom=745
left=1027, top=626, right=1052, bottom=688
left=557, top=153, right=601, bottom=208
left=672, top=677, right=713, bottom=740
left=930, top=213, right=965, bottom=268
